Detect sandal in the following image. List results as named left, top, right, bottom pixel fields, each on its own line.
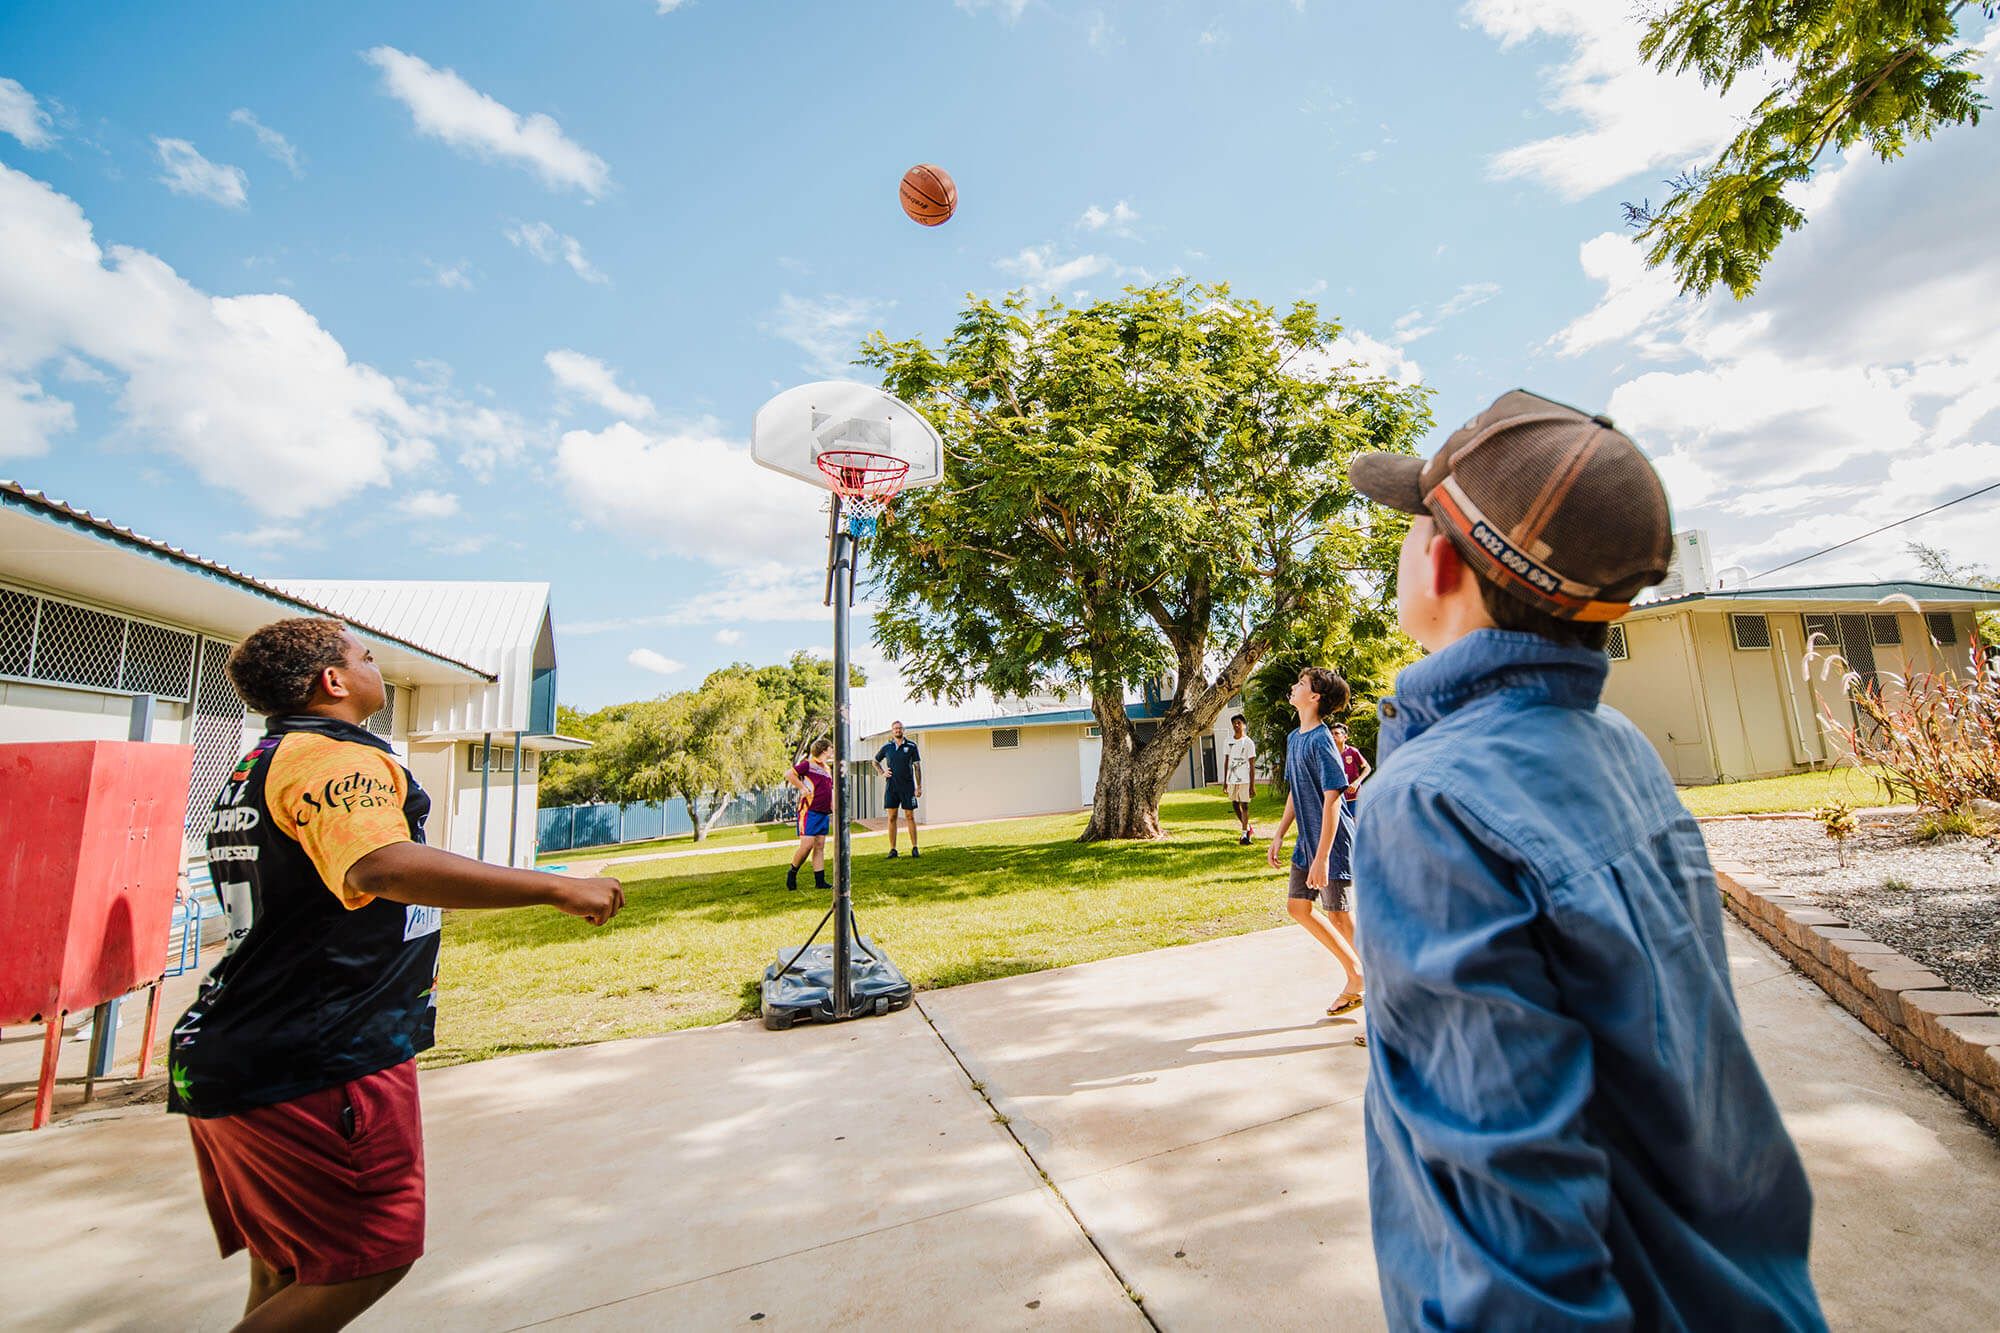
left=1326, top=991, right=1364, bottom=1017
left=1354, top=1032, right=1367, bottom=1048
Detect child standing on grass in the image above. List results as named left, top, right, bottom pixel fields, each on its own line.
left=1266, top=668, right=1366, bottom=1028
left=785, top=738, right=836, bottom=893
left=1346, top=389, right=1824, bottom=1329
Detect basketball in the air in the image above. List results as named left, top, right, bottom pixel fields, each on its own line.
left=899, top=164, right=957, bottom=226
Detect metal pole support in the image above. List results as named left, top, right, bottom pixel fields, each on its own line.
left=831, top=513, right=855, bottom=1021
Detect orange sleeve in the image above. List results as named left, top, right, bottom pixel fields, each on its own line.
left=266, top=733, right=414, bottom=908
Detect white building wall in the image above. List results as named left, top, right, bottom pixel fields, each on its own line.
left=915, top=724, right=1092, bottom=825
left=0, top=679, right=192, bottom=743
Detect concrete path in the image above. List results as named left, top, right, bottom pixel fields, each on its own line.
left=3, top=920, right=1997, bottom=1329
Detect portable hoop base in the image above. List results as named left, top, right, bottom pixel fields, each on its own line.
left=759, top=939, right=914, bottom=1030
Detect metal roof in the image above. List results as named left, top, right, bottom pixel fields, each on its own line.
left=1628, top=580, right=2000, bottom=617
left=272, top=581, right=554, bottom=676
left=869, top=703, right=1155, bottom=736
left=0, top=480, right=491, bottom=683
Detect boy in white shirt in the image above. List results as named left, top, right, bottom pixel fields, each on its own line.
left=1222, top=713, right=1258, bottom=845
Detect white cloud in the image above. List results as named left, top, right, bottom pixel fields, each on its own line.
left=715, top=628, right=743, bottom=645
left=229, top=108, right=301, bottom=176
left=995, top=245, right=1112, bottom=300
left=506, top=221, right=608, bottom=285
left=420, top=260, right=474, bottom=291
left=1078, top=200, right=1138, bottom=236
left=1326, top=329, right=1423, bottom=386
left=627, top=649, right=685, bottom=676
left=1549, top=54, right=2000, bottom=583
left=0, top=78, right=55, bottom=149
left=1438, top=281, right=1500, bottom=318
left=154, top=138, right=248, bottom=208
left=1464, top=0, right=1760, bottom=199
left=363, top=46, right=611, bottom=197
left=956, top=0, right=1029, bottom=19
left=0, top=376, right=75, bottom=457
left=656, top=0, right=691, bottom=11
left=396, top=490, right=461, bottom=519
left=545, top=349, right=656, bottom=420
left=0, top=161, right=520, bottom=517
left=766, top=292, right=887, bottom=376
left=555, top=421, right=824, bottom=568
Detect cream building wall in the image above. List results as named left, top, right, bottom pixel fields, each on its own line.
left=1605, top=607, right=1980, bottom=785
left=914, top=723, right=1093, bottom=825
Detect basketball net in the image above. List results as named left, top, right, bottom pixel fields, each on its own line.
left=815, top=449, right=909, bottom=538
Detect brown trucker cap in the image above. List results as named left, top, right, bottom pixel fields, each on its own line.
left=1349, top=389, right=1673, bottom=622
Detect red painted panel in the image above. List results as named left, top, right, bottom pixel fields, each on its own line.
left=0, top=741, right=194, bottom=1024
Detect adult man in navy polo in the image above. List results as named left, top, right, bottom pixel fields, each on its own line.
left=874, top=721, right=922, bottom=858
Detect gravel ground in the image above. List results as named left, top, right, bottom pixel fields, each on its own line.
left=1702, top=813, right=2000, bottom=1009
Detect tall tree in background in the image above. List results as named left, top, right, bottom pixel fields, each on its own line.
left=714, top=651, right=865, bottom=764
left=1908, top=539, right=2000, bottom=642
left=861, top=280, right=1431, bottom=841
left=536, top=702, right=626, bottom=807
left=1627, top=2, right=1992, bottom=298
left=598, top=675, right=789, bottom=840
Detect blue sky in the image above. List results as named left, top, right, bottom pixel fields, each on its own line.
left=4, top=2, right=1998, bottom=709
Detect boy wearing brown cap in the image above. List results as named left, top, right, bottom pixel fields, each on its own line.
left=1347, top=391, right=1825, bottom=1330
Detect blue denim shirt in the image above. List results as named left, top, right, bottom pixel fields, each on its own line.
left=1354, top=631, right=1824, bottom=1332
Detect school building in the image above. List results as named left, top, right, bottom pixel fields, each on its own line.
left=1602, top=581, right=2000, bottom=785
left=0, top=481, right=584, bottom=868
left=852, top=686, right=1250, bottom=826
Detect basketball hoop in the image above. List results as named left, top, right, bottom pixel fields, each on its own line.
left=816, top=449, right=909, bottom=537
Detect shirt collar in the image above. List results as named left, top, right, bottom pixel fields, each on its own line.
left=265, top=713, right=393, bottom=754
left=1378, top=630, right=1610, bottom=757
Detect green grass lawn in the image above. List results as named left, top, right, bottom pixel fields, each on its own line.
left=1676, top=766, right=1892, bottom=817
left=536, top=819, right=865, bottom=865
left=434, top=789, right=1293, bottom=1066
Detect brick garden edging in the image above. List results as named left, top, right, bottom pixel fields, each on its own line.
left=1712, top=861, right=2000, bottom=1134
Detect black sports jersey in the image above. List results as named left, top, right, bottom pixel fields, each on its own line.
left=168, top=715, right=438, bottom=1118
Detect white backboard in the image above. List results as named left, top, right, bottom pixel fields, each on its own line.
left=752, top=381, right=944, bottom=491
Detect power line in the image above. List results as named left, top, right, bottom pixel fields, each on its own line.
left=1745, top=478, right=2000, bottom=583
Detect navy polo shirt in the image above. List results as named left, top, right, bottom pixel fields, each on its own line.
left=876, top=738, right=920, bottom=786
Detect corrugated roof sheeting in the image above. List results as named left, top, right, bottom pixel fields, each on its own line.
left=274, top=580, right=555, bottom=738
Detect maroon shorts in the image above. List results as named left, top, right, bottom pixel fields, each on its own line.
left=187, top=1060, right=425, bottom=1285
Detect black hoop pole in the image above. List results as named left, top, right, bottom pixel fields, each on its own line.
left=829, top=491, right=855, bottom=1020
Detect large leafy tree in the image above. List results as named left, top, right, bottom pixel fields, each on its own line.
left=597, top=676, right=790, bottom=840
left=859, top=280, right=1432, bottom=841
left=708, top=651, right=866, bottom=764
left=1627, top=2, right=1993, bottom=298
left=536, top=702, right=628, bottom=807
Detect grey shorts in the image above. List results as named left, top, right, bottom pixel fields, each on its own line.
left=1288, top=862, right=1351, bottom=913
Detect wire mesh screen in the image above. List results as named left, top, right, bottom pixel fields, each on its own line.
left=1803, top=614, right=1842, bottom=652
left=1605, top=624, right=1629, bottom=661
left=1869, top=614, right=1902, bottom=646
left=1927, top=612, right=1959, bottom=645
left=121, top=620, right=198, bottom=698
left=366, top=682, right=397, bottom=737
left=34, top=599, right=124, bottom=690
left=0, top=587, right=33, bottom=677
left=1730, top=614, right=1772, bottom=651
left=186, top=638, right=250, bottom=859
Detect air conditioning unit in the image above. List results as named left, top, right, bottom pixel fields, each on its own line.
left=1642, top=530, right=1714, bottom=602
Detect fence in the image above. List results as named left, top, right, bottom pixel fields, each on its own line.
left=536, top=783, right=810, bottom=854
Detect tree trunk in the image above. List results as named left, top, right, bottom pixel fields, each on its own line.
left=685, top=796, right=706, bottom=842
left=1080, top=694, right=1190, bottom=841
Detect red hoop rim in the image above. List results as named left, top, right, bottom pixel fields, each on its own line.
left=815, top=448, right=910, bottom=500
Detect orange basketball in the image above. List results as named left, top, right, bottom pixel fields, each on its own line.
left=899, top=163, right=957, bottom=226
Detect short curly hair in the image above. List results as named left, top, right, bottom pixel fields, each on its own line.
left=226, top=618, right=351, bottom=715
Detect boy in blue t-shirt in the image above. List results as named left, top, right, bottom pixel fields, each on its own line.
left=1266, top=666, right=1366, bottom=1029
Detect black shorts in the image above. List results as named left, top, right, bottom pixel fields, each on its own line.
left=1288, top=862, right=1351, bottom=913
left=883, top=783, right=918, bottom=811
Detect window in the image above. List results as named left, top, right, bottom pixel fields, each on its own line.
left=1927, top=612, right=1959, bottom=645
left=0, top=583, right=197, bottom=701
left=1729, top=614, right=1772, bottom=651
left=1605, top=624, right=1629, bottom=662
left=1084, top=725, right=1101, bottom=738
left=1869, top=614, right=1902, bottom=646
left=1803, top=614, right=1842, bottom=651
left=990, top=727, right=1021, bottom=749
left=468, top=742, right=516, bottom=773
